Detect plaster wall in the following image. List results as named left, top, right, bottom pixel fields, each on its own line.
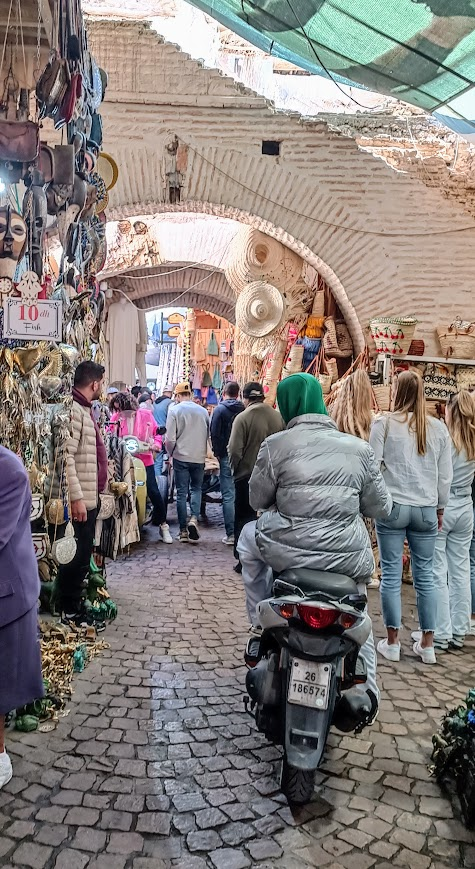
left=88, top=20, right=475, bottom=354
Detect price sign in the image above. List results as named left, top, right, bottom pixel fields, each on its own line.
left=3, top=298, right=62, bottom=340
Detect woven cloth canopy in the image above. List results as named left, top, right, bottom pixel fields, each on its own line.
left=187, top=0, right=475, bottom=116
left=235, top=281, right=285, bottom=337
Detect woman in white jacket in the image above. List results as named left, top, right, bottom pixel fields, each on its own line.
left=370, top=371, right=452, bottom=665
left=426, top=391, right=475, bottom=650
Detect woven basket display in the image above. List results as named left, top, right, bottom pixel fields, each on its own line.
left=323, top=317, right=353, bottom=358
left=326, top=357, right=338, bottom=383
left=312, top=288, right=325, bottom=317
left=373, top=385, right=391, bottom=412
left=456, top=366, right=475, bottom=391
left=225, top=227, right=302, bottom=295
left=370, top=316, right=417, bottom=356
left=318, top=373, right=332, bottom=394
left=437, top=320, right=475, bottom=360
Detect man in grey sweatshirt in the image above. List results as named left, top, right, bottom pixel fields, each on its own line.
left=165, top=382, right=210, bottom=543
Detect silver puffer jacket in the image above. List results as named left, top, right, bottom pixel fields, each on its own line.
left=249, top=414, right=392, bottom=581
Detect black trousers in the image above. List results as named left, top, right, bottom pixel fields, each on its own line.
left=234, top=476, right=257, bottom=560
left=146, top=464, right=167, bottom=525
left=52, top=508, right=97, bottom=615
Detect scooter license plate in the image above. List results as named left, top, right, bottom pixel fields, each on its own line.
left=288, top=659, right=331, bottom=709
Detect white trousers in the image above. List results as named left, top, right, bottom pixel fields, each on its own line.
left=434, top=499, right=473, bottom=642
left=237, top=521, right=379, bottom=700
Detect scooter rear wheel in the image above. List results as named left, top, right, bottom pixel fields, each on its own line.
left=281, top=756, right=316, bottom=805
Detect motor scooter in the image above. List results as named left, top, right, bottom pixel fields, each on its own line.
left=244, top=567, right=374, bottom=805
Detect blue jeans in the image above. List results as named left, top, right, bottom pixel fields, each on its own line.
left=376, top=503, right=438, bottom=632
left=174, top=459, right=205, bottom=531
left=154, top=450, right=164, bottom=478
left=219, top=456, right=235, bottom=538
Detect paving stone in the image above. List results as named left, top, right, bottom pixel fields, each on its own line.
left=106, top=832, right=144, bottom=854
left=393, top=850, right=431, bottom=869
left=194, top=807, right=228, bottom=829
left=54, top=850, right=90, bottom=869
left=11, top=842, right=53, bottom=868
left=389, top=829, right=426, bottom=853
left=36, top=824, right=69, bottom=846
left=247, top=838, right=284, bottom=860
left=64, top=807, right=100, bottom=826
left=209, top=847, right=251, bottom=869
left=172, top=793, right=208, bottom=812
left=71, top=828, right=108, bottom=853
left=100, top=810, right=133, bottom=831
left=136, top=812, right=171, bottom=835
left=418, top=796, right=454, bottom=819
left=187, top=830, right=223, bottom=851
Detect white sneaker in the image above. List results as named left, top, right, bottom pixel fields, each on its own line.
left=411, top=630, right=422, bottom=642
left=187, top=517, right=200, bottom=543
left=367, top=577, right=380, bottom=589
left=413, top=640, right=437, bottom=664
left=377, top=638, right=401, bottom=662
left=470, top=618, right=475, bottom=635
left=0, top=752, right=12, bottom=789
left=222, top=535, right=235, bottom=546
left=160, top=523, right=173, bottom=544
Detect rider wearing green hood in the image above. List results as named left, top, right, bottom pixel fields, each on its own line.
left=237, top=371, right=392, bottom=723
left=277, top=372, right=328, bottom=425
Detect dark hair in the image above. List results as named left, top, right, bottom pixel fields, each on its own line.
left=113, top=392, right=138, bottom=412
left=243, top=381, right=264, bottom=402
left=224, top=381, right=240, bottom=398
left=74, top=361, right=105, bottom=389
left=131, top=386, right=142, bottom=398
left=109, top=393, right=121, bottom=411
left=138, top=393, right=151, bottom=404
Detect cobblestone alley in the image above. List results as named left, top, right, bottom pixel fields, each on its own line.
left=2, top=508, right=475, bottom=869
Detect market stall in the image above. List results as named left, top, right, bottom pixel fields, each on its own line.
left=0, top=0, right=133, bottom=731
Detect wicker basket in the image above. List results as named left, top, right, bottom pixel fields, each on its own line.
left=326, top=357, right=338, bottom=383
left=312, top=288, right=325, bottom=317
left=437, top=321, right=475, bottom=360
left=370, top=316, right=417, bottom=356
left=373, top=385, right=391, bottom=412
left=318, top=373, right=332, bottom=394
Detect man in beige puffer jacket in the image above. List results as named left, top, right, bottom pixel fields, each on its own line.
left=55, top=361, right=107, bottom=623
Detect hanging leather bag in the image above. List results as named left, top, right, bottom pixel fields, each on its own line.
left=0, top=120, right=39, bottom=164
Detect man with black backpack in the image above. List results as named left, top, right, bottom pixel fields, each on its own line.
left=210, top=382, right=244, bottom=546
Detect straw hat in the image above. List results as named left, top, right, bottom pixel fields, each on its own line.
left=235, top=281, right=285, bottom=338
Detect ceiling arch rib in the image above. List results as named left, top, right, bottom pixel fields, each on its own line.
left=107, top=265, right=236, bottom=322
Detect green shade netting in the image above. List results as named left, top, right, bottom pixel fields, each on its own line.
left=185, top=0, right=475, bottom=112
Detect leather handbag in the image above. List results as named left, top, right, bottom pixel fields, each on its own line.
left=0, top=120, right=39, bottom=164
left=36, top=55, right=70, bottom=119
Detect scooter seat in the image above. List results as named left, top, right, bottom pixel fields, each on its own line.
left=276, top=568, right=358, bottom=598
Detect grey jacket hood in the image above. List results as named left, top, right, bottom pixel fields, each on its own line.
left=249, top=414, right=392, bottom=582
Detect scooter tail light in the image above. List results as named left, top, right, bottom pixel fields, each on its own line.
left=339, top=613, right=357, bottom=629
left=277, top=603, right=295, bottom=619
left=296, top=605, right=340, bottom=630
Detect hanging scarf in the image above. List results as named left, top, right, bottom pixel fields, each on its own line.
left=72, top=387, right=108, bottom=494
left=277, top=373, right=328, bottom=425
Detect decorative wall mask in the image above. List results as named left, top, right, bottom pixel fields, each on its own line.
left=0, top=206, right=27, bottom=279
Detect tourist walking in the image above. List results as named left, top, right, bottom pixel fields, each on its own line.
left=332, top=369, right=380, bottom=588
left=238, top=373, right=392, bottom=722
left=165, top=382, right=209, bottom=543
left=228, top=382, right=284, bottom=570
left=0, top=446, right=44, bottom=789
left=153, top=385, right=173, bottom=476
left=370, top=370, right=452, bottom=665
left=54, top=361, right=108, bottom=623
left=210, top=382, right=244, bottom=546
left=429, top=391, right=475, bottom=650
left=109, top=393, right=172, bottom=543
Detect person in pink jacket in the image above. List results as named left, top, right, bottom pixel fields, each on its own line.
left=109, top=393, right=172, bottom=544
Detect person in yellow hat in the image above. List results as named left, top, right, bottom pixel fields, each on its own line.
left=165, top=383, right=210, bottom=543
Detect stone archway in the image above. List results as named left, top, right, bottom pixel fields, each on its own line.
left=104, top=204, right=366, bottom=353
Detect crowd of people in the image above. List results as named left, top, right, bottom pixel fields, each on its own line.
left=2, top=361, right=475, bottom=790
